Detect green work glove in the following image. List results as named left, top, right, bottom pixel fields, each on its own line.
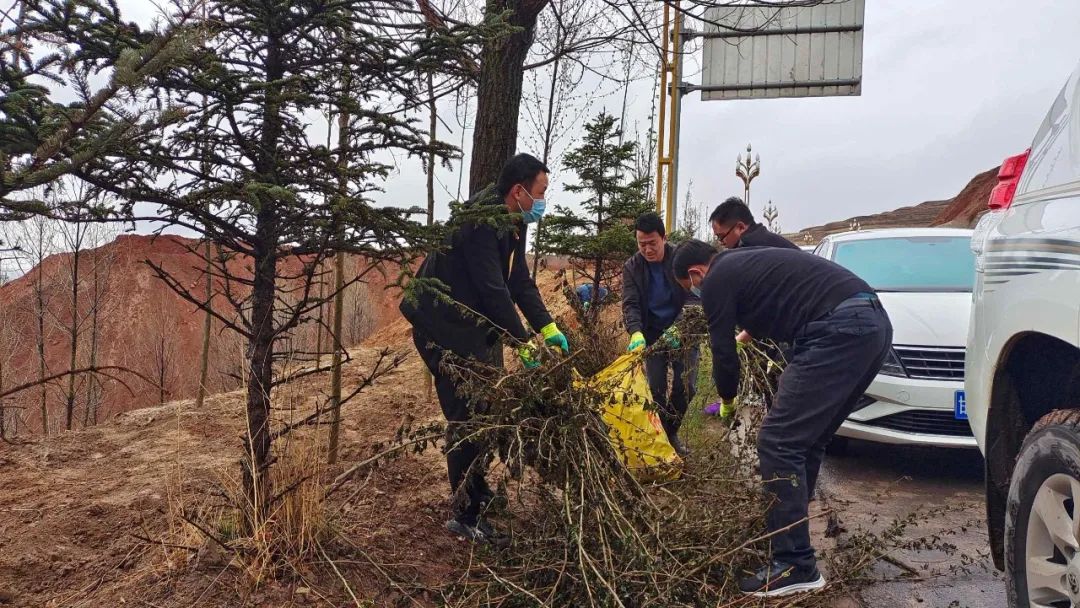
left=627, top=331, right=646, bottom=352
left=517, top=340, right=541, bottom=370
left=541, top=322, right=569, bottom=354
left=662, top=325, right=681, bottom=349
left=720, top=399, right=738, bottom=426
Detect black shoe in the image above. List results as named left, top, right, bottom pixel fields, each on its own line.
left=478, top=488, right=506, bottom=511
left=670, top=436, right=691, bottom=458
left=445, top=517, right=510, bottom=547
left=738, top=560, right=825, bottom=597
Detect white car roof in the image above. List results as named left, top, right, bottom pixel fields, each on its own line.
left=824, top=227, right=974, bottom=243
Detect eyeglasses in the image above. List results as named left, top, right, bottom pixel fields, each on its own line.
left=714, top=224, right=738, bottom=247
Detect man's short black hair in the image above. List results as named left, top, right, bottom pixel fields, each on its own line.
left=496, top=153, right=550, bottom=197
left=709, top=197, right=755, bottom=227
left=672, top=239, right=718, bottom=279
left=634, top=212, right=666, bottom=238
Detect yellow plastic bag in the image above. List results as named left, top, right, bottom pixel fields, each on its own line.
left=576, top=352, right=683, bottom=481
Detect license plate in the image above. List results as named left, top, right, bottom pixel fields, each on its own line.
left=954, top=390, right=968, bottom=420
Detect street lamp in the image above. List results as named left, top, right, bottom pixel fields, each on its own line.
left=735, top=144, right=761, bottom=206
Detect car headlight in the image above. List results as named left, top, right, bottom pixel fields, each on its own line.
left=879, top=347, right=907, bottom=377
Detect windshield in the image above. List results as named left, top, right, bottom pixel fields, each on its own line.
left=831, top=236, right=975, bottom=292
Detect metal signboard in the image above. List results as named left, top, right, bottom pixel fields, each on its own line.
left=696, top=0, right=865, bottom=101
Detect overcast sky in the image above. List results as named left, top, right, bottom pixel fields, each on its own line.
left=671, top=0, right=1080, bottom=232
left=102, top=1, right=1080, bottom=234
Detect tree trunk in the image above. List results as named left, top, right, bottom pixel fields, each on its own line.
left=34, top=230, right=47, bottom=435
left=242, top=25, right=286, bottom=527
left=592, top=194, right=604, bottom=321
left=194, top=238, right=213, bottom=408
left=64, top=227, right=81, bottom=431
left=315, top=260, right=326, bottom=361
left=85, top=253, right=101, bottom=426
left=327, top=89, right=352, bottom=464
left=326, top=250, right=345, bottom=464
left=424, top=65, right=437, bottom=400
left=468, top=0, right=547, bottom=195
left=532, top=45, right=562, bottom=280
left=243, top=241, right=276, bottom=526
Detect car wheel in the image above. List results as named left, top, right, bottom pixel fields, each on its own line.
left=825, top=436, right=850, bottom=457
left=1006, top=409, right=1080, bottom=608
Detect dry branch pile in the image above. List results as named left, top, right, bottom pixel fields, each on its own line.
left=433, top=309, right=813, bottom=607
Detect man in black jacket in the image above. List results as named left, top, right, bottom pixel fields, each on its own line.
left=709, top=197, right=799, bottom=250
left=621, top=212, right=699, bottom=457
left=709, top=197, right=798, bottom=411
left=400, top=153, right=569, bottom=543
left=672, top=239, right=892, bottom=598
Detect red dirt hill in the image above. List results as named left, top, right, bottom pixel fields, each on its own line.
left=0, top=234, right=404, bottom=435
left=930, top=166, right=1000, bottom=227
left=790, top=166, right=1000, bottom=243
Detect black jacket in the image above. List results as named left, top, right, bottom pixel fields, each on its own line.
left=701, top=247, right=871, bottom=401
left=400, top=196, right=552, bottom=359
left=621, top=243, right=691, bottom=342
left=737, top=223, right=800, bottom=250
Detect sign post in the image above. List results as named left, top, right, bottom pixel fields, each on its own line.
left=656, top=0, right=865, bottom=225
left=655, top=3, right=686, bottom=233
left=689, top=0, right=865, bottom=100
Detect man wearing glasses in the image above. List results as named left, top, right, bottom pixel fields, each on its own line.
left=709, top=197, right=799, bottom=251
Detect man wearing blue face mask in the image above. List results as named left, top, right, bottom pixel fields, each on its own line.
left=401, top=153, right=568, bottom=545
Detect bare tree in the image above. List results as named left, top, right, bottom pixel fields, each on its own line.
left=677, top=179, right=705, bottom=241
left=82, top=222, right=120, bottom=426
left=0, top=304, right=26, bottom=439
left=55, top=211, right=91, bottom=431
left=12, top=216, right=58, bottom=435
left=143, top=290, right=181, bottom=407
left=342, top=278, right=375, bottom=346
left=193, top=238, right=214, bottom=409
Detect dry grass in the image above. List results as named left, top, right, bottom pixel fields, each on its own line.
left=128, top=300, right=984, bottom=607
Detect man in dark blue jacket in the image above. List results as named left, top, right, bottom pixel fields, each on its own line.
left=621, top=212, right=699, bottom=456
left=673, top=239, right=891, bottom=598
left=400, top=153, right=569, bottom=544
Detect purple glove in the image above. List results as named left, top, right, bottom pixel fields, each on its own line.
left=703, top=402, right=722, bottom=416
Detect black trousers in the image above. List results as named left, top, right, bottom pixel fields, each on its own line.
left=412, top=330, right=491, bottom=524
left=644, top=344, right=701, bottom=443
left=758, top=298, right=892, bottom=570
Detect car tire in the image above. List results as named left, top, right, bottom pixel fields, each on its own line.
left=1005, top=408, right=1080, bottom=608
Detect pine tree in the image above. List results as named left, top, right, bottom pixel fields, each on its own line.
left=64, top=0, right=495, bottom=526
left=541, top=113, right=651, bottom=315
left=1, top=1, right=196, bottom=219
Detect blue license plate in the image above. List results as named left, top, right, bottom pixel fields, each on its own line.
left=954, top=390, right=968, bottom=420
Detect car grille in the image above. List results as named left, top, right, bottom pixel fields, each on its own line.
left=894, top=345, right=965, bottom=380
left=862, top=410, right=973, bottom=437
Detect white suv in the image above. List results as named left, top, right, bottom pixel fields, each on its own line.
left=967, top=60, right=1080, bottom=607
left=814, top=228, right=976, bottom=449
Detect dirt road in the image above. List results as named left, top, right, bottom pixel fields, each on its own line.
left=819, top=439, right=1006, bottom=607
